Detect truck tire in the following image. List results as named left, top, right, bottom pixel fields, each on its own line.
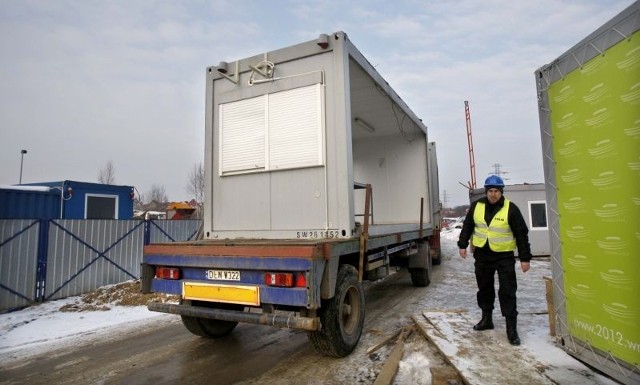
left=432, top=247, right=442, bottom=266
left=410, top=242, right=432, bottom=287
left=308, top=264, right=365, bottom=357
left=180, top=300, right=240, bottom=338
left=410, top=267, right=431, bottom=287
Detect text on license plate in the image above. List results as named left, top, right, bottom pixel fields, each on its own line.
left=206, top=270, right=240, bottom=281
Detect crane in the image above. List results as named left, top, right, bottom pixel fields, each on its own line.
left=464, top=101, right=477, bottom=190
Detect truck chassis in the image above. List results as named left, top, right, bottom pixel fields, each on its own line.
left=142, top=224, right=439, bottom=356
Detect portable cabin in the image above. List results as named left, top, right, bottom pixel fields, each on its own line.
left=535, top=3, right=639, bottom=383
left=0, top=180, right=134, bottom=219
left=204, top=31, right=440, bottom=241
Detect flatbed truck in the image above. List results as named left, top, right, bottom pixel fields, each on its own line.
left=142, top=31, right=441, bottom=356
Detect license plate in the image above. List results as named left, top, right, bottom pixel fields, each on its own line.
left=183, top=282, right=260, bottom=306
left=206, top=269, right=240, bottom=281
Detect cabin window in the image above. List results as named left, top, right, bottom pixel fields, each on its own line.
left=85, top=194, right=118, bottom=219
left=219, top=84, right=324, bottom=175
left=528, top=201, right=547, bottom=230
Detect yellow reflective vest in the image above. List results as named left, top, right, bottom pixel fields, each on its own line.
left=472, top=199, right=516, bottom=252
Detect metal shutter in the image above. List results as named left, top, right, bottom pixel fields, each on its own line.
left=268, top=84, right=323, bottom=170
left=219, top=83, right=323, bottom=175
left=219, top=96, right=266, bottom=174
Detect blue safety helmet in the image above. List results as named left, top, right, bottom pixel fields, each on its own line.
left=484, top=175, right=504, bottom=188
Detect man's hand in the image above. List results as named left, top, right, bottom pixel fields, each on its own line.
left=459, top=249, right=467, bottom=259
left=521, top=261, right=530, bottom=273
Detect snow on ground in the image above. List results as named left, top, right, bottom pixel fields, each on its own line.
left=0, top=291, right=172, bottom=365
left=433, top=229, right=619, bottom=385
left=0, top=229, right=621, bottom=384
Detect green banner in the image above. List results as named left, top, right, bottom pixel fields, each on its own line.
left=548, top=32, right=640, bottom=364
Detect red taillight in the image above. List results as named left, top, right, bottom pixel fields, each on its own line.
left=264, top=272, right=307, bottom=288
left=265, top=272, right=294, bottom=287
left=295, top=273, right=307, bottom=288
left=156, top=267, right=181, bottom=280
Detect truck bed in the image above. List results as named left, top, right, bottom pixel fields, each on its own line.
left=144, top=223, right=434, bottom=261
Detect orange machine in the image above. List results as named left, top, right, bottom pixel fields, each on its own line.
left=166, top=202, right=196, bottom=220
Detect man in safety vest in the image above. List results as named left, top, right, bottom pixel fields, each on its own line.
left=457, top=175, right=532, bottom=345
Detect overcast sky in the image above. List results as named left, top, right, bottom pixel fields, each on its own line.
left=0, top=0, right=633, bottom=207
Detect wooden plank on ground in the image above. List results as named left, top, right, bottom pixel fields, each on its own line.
left=430, top=366, right=463, bottom=385
left=417, top=311, right=554, bottom=385
left=372, top=327, right=412, bottom=385
left=367, top=327, right=403, bottom=355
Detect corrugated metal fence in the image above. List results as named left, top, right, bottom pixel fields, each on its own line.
left=0, top=219, right=201, bottom=312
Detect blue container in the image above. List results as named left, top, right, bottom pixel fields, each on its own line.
left=1, top=180, right=135, bottom=219
left=0, top=186, right=61, bottom=219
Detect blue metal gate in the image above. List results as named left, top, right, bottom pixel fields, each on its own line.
left=0, top=219, right=202, bottom=312
left=0, top=220, right=40, bottom=311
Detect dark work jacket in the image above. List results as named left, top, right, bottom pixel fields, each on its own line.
left=457, top=196, right=532, bottom=262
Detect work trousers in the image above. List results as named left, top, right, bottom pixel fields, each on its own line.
left=474, top=257, right=518, bottom=318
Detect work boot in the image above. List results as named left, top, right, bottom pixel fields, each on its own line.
left=506, top=317, right=521, bottom=345
left=473, top=310, right=494, bottom=331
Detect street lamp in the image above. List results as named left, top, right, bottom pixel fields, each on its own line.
left=19, top=149, right=27, bottom=184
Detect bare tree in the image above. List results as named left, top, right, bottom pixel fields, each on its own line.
left=98, top=160, right=116, bottom=184
left=133, top=195, right=145, bottom=211
left=143, top=184, right=168, bottom=212
left=186, top=162, right=205, bottom=219
left=186, top=162, right=204, bottom=204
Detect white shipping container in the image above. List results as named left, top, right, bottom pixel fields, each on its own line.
left=204, top=31, right=438, bottom=241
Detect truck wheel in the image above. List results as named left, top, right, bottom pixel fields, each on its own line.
left=308, top=264, right=365, bottom=357
left=432, top=247, right=442, bottom=266
left=410, top=268, right=431, bottom=287
left=410, top=242, right=432, bottom=287
left=430, top=232, right=442, bottom=265
left=180, top=300, right=240, bottom=338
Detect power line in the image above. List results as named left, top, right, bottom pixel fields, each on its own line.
left=490, top=163, right=509, bottom=180
left=441, top=190, right=449, bottom=209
